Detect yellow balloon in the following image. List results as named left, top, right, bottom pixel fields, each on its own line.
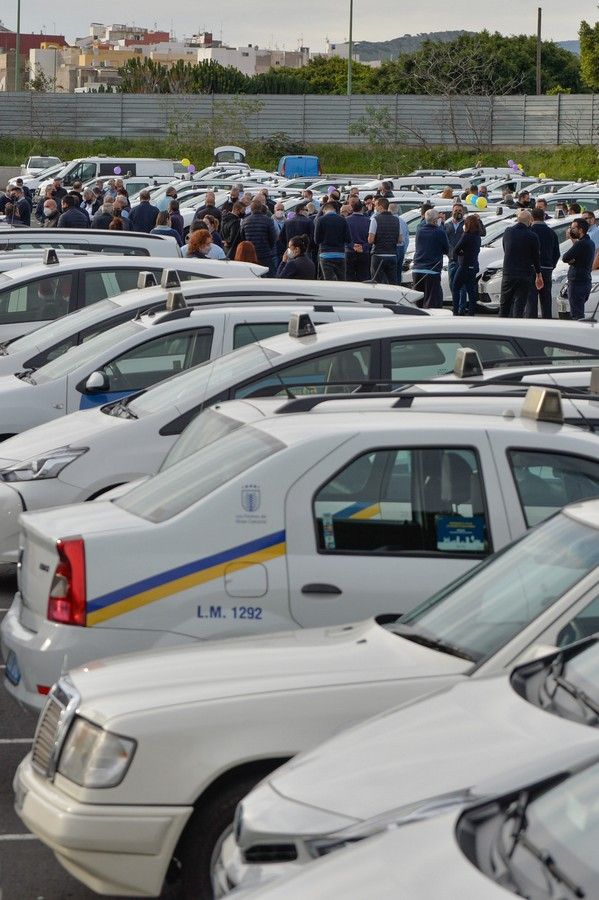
left=517, top=163, right=524, bottom=171
left=181, top=158, right=191, bottom=167
left=476, top=196, right=488, bottom=209
left=465, top=194, right=475, bottom=204
left=538, top=172, right=547, bottom=179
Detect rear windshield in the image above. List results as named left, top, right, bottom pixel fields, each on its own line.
left=118, top=425, right=285, bottom=522
left=160, top=407, right=243, bottom=470
left=6, top=298, right=119, bottom=356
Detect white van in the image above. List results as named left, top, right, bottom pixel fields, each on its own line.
left=38, top=157, right=186, bottom=193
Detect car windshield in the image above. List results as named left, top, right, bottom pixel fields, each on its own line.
left=129, top=342, right=281, bottom=418
left=397, top=513, right=599, bottom=663
left=160, top=407, right=243, bottom=470
left=483, top=222, right=513, bottom=247
left=5, top=298, right=119, bottom=356
left=33, top=319, right=142, bottom=383
left=117, top=424, right=286, bottom=522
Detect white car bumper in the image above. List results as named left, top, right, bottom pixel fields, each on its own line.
left=0, top=483, right=24, bottom=566
left=15, top=755, right=192, bottom=897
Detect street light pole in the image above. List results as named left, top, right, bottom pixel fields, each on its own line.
left=14, top=0, right=21, bottom=91
left=536, top=6, right=542, bottom=96
left=347, top=0, right=353, bottom=96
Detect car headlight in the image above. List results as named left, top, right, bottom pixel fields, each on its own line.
left=57, top=717, right=136, bottom=788
left=0, top=447, right=87, bottom=482
left=305, top=790, right=473, bottom=859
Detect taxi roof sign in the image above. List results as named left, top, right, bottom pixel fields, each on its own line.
left=453, top=347, right=483, bottom=378
left=521, top=386, right=564, bottom=424
left=160, top=269, right=181, bottom=289
left=137, top=271, right=158, bottom=289
left=165, top=291, right=186, bottom=311
left=288, top=313, right=316, bottom=338
left=43, top=248, right=59, bottom=266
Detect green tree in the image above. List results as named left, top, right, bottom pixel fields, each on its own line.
left=579, top=19, right=599, bottom=91
left=372, top=32, right=584, bottom=95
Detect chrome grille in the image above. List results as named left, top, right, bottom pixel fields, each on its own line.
left=31, top=680, right=79, bottom=779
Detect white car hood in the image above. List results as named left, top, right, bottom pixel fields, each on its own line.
left=269, top=674, right=599, bottom=821
left=69, top=619, right=468, bottom=724
left=0, top=407, right=124, bottom=465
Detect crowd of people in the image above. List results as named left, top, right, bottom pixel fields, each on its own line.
left=0, top=174, right=597, bottom=318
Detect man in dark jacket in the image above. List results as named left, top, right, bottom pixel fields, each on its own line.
left=240, top=200, right=278, bottom=275
left=193, top=191, right=222, bottom=226
left=525, top=208, right=561, bottom=318
left=221, top=184, right=243, bottom=215
left=168, top=200, right=184, bottom=242
left=9, top=187, right=31, bottom=226
left=91, top=202, right=114, bottom=230
left=57, top=194, right=90, bottom=228
left=499, top=210, right=543, bottom=318
left=129, top=190, right=159, bottom=233
left=368, top=198, right=400, bottom=284
left=412, top=208, right=450, bottom=308
left=221, top=201, right=245, bottom=258
left=314, top=202, right=351, bottom=280
left=51, top=178, right=67, bottom=204
left=276, top=204, right=314, bottom=259
left=562, top=218, right=595, bottom=320
left=345, top=199, right=371, bottom=282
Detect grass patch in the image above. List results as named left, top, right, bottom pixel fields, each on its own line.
left=1, top=136, right=598, bottom=180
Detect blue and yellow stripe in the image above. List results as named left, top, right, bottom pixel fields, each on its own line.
left=327, top=502, right=381, bottom=520
left=87, top=530, right=286, bottom=626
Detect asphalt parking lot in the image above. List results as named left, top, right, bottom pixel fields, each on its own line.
left=0, top=572, right=123, bottom=900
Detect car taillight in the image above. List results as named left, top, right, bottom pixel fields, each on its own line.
left=47, top=538, right=86, bottom=627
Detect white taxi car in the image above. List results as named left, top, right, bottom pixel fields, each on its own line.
left=5, top=387, right=599, bottom=709
left=0, top=254, right=268, bottom=341
left=11, top=499, right=599, bottom=898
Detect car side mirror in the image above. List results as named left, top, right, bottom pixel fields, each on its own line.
left=85, top=370, right=109, bottom=394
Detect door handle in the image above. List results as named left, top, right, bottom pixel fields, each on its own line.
left=301, top=583, right=342, bottom=595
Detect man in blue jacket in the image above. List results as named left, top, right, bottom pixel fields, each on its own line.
left=314, top=202, right=351, bottom=280
left=129, top=190, right=159, bottom=233
left=412, top=208, right=449, bottom=308
left=499, top=210, right=543, bottom=318
left=562, top=218, right=595, bottom=320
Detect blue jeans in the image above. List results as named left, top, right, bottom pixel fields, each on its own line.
left=448, top=259, right=466, bottom=308
left=396, top=246, right=405, bottom=284
left=452, top=266, right=478, bottom=315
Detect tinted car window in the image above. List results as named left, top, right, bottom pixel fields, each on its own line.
left=390, top=338, right=517, bottom=380
left=509, top=450, right=599, bottom=527
left=0, top=273, right=73, bottom=324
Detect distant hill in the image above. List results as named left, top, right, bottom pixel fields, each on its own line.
left=346, top=31, right=580, bottom=62
left=557, top=40, right=580, bottom=55
left=352, top=31, right=471, bottom=62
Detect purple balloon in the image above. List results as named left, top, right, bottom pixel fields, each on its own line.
left=507, top=159, right=515, bottom=167
left=187, top=164, right=196, bottom=174
left=113, top=166, right=121, bottom=175
left=327, top=185, right=336, bottom=192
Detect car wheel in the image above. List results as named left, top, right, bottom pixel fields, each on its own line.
left=172, top=775, right=261, bottom=900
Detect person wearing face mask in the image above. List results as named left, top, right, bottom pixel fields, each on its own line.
left=276, top=234, right=315, bottom=279
left=272, top=203, right=286, bottom=235
left=42, top=199, right=59, bottom=228
left=562, top=217, right=595, bottom=320
left=445, top=203, right=467, bottom=307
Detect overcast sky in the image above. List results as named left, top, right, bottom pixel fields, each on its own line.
left=5, top=0, right=596, bottom=50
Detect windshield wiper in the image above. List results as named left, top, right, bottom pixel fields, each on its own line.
left=392, top=624, right=476, bottom=662
left=542, top=654, right=599, bottom=723
left=105, top=398, right=138, bottom=419
left=501, top=791, right=585, bottom=898
left=14, top=369, right=36, bottom=385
